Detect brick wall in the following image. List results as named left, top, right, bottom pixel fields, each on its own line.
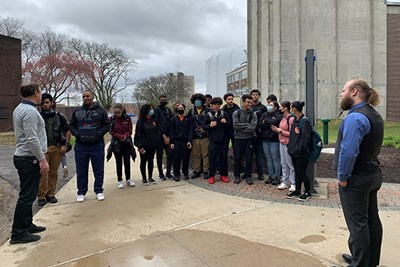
left=387, top=14, right=400, bottom=122
left=0, top=35, right=22, bottom=132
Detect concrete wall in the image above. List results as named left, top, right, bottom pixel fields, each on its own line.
left=0, top=35, right=22, bottom=132
left=248, top=0, right=387, bottom=119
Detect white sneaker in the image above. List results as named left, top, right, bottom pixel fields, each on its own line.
left=118, top=181, right=124, bottom=189
left=77, top=195, right=85, bottom=202
left=277, top=183, right=289, bottom=190
left=289, top=185, right=296, bottom=192
left=96, top=193, right=105, bottom=201
left=63, top=165, right=69, bottom=178
left=127, top=179, right=135, bottom=187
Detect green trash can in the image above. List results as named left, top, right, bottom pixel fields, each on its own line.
left=321, top=118, right=331, bottom=145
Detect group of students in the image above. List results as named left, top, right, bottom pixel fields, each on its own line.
left=109, top=90, right=315, bottom=202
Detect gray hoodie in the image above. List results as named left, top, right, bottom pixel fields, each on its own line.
left=232, top=109, right=257, bottom=139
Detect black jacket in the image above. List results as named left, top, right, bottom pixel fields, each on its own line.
left=187, top=105, right=211, bottom=138
left=40, top=110, right=69, bottom=146
left=170, top=115, right=193, bottom=144
left=221, top=103, right=240, bottom=138
left=134, top=117, right=162, bottom=149
left=287, top=115, right=312, bottom=158
left=204, top=109, right=229, bottom=143
left=155, top=105, right=173, bottom=137
left=258, top=110, right=283, bottom=141
left=69, top=103, right=110, bottom=143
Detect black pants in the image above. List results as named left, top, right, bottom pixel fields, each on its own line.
left=292, top=156, right=311, bottom=193
left=114, top=142, right=131, bottom=181
left=173, top=140, right=190, bottom=177
left=139, top=147, right=156, bottom=179
left=209, top=140, right=228, bottom=176
left=156, top=139, right=173, bottom=176
left=339, top=173, right=383, bottom=267
left=12, top=156, right=41, bottom=238
left=233, top=138, right=253, bottom=178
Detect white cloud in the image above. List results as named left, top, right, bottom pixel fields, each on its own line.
left=1, top=0, right=246, bottom=93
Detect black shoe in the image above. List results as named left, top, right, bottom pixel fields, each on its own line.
left=285, top=191, right=301, bottom=199
left=159, top=174, right=166, bottom=181
left=175, top=176, right=181, bottom=182
left=265, top=176, right=274, bottom=184
left=314, top=179, right=320, bottom=187
left=148, top=178, right=157, bottom=184
left=10, top=232, right=41, bottom=244
left=246, top=178, right=254, bottom=185
left=203, top=172, right=209, bottom=179
left=271, top=178, right=280, bottom=185
left=241, top=174, right=246, bottom=179
left=298, top=192, right=312, bottom=202
left=342, top=253, right=353, bottom=264
left=28, top=224, right=46, bottom=233
left=258, top=174, right=265, bottom=181
left=234, top=177, right=241, bottom=184
left=46, top=196, right=58, bottom=204
left=37, top=199, right=47, bottom=207
left=142, top=178, right=149, bottom=186
left=191, top=172, right=201, bottom=179
left=183, top=174, right=189, bottom=180
left=166, top=173, right=174, bottom=179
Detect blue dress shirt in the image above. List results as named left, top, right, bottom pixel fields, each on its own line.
left=338, top=102, right=371, bottom=181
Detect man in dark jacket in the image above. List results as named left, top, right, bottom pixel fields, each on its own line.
left=187, top=93, right=211, bottom=179
left=204, top=97, right=229, bottom=184
left=155, top=95, right=174, bottom=180
left=222, top=93, right=240, bottom=153
left=69, top=90, right=110, bottom=203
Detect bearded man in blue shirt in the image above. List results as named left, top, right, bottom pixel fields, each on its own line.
left=335, top=78, right=384, bottom=267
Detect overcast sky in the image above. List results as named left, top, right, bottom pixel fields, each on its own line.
left=1, top=0, right=247, bottom=94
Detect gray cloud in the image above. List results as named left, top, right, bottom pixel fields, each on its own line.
left=1, top=0, right=246, bottom=92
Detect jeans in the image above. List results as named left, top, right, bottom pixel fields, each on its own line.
left=75, top=141, right=105, bottom=195
left=209, top=140, right=228, bottom=176
left=262, top=141, right=281, bottom=178
left=114, top=141, right=131, bottom=181
left=234, top=138, right=254, bottom=178
left=12, top=156, right=41, bottom=238
left=339, top=173, right=383, bottom=267
left=139, top=147, right=156, bottom=179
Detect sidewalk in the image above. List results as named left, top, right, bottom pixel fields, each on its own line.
left=0, top=153, right=399, bottom=267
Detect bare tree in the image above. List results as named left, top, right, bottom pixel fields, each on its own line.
left=70, top=38, right=136, bottom=111
left=23, top=28, right=82, bottom=103
left=134, top=73, right=182, bottom=106
left=0, top=17, right=24, bottom=36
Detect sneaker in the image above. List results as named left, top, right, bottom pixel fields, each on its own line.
left=271, top=178, right=280, bottom=185
left=118, top=181, right=124, bottom=189
left=77, top=195, right=85, bottom=202
left=277, top=183, right=289, bottom=190
left=241, top=174, right=246, bottom=179
left=175, top=175, right=181, bottom=182
left=285, top=191, right=301, bottom=199
left=166, top=173, right=174, bottom=179
left=142, top=178, right=149, bottom=186
left=37, top=198, right=47, bottom=207
left=314, top=179, right=320, bottom=187
left=127, top=179, right=135, bottom=187
left=63, top=165, right=69, bottom=178
left=246, top=177, right=254, bottom=185
left=203, top=172, right=210, bottom=179
left=265, top=176, right=274, bottom=184
left=10, top=232, right=41, bottom=244
left=96, top=193, right=105, bottom=201
left=234, top=177, right=241, bottom=184
left=46, top=196, right=58, bottom=204
left=183, top=174, right=189, bottom=180
left=298, top=192, right=312, bottom=202
left=191, top=172, right=201, bottom=179
left=289, top=185, right=296, bottom=192
left=208, top=176, right=215, bottom=184
left=28, top=224, right=46, bottom=234
left=258, top=174, right=265, bottom=181
left=220, top=175, right=229, bottom=183
left=148, top=178, right=157, bottom=184
left=159, top=174, right=166, bottom=181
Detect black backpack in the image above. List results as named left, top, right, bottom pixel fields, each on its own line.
left=299, top=117, right=323, bottom=164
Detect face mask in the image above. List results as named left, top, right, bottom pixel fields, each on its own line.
left=194, top=100, right=202, bottom=108
left=160, top=101, right=168, bottom=107
left=178, top=110, right=184, bottom=115
left=148, top=109, right=154, bottom=116
left=267, top=106, right=273, bottom=113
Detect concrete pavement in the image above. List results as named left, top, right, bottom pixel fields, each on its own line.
left=0, top=153, right=399, bottom=267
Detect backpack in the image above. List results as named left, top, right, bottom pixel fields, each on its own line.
left=299, top=117, right=323, bottom=164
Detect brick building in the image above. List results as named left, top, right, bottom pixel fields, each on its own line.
left=0, top=35, right=21, bottom=132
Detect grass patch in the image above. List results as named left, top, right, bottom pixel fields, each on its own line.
left=0, top=133, right=15, bottom=146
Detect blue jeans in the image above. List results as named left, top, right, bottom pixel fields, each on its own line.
left=262, top=141, right=281, bottom=178
left=12, top=156, right=41, bottom=238
left=75, top=141, right=105, bottom=195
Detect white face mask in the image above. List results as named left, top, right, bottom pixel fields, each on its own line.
left=267, top=106, right=273, bottom=113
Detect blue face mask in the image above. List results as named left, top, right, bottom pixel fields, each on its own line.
left=148, top=109, right=154, bottom=116
left=195, top=100, right=202, bottom=108
left=267, top=106, right=273, bottom=113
